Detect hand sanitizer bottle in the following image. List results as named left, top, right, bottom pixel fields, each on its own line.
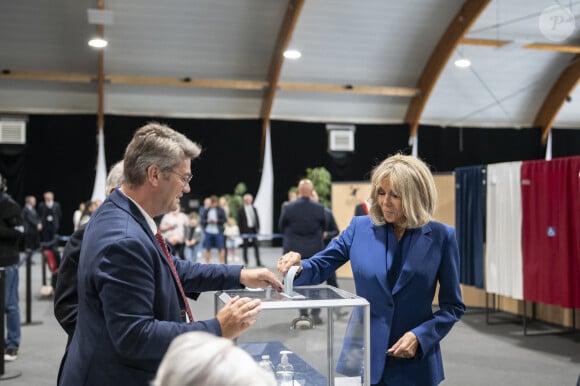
left=258, top=354, right=275, bottom=375
left=276, top=350, right=294, bottom=385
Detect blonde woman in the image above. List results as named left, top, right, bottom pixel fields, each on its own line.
left=278, top=154, right=465, bottom=386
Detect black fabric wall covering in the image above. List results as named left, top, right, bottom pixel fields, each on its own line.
left=0, top=114, right=577, bottom=237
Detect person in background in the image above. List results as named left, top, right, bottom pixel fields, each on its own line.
left=198, top=197, right=211, bottom=221
left=184, top=212, right=203, bottom=263
left=219, top=196, right=230, bottom=218
left=58, top=123, right=282, bottom=386
left=78, top=200, right=99, bottom=228
left=237, top=193, right=262, bottom=267
left=278, top=154, right=465, bottom=386
left=281, top=188, right=297, bottom=210
left=21, top=195, right=42, bottom=253
left=37, top=191, right=62, bottom=245
left=0, top=173, right=24, bottom=361
left=152, top=331, right=276, bottom=386
left=223, top=217, right=240, bottom=263
left=54, top=161, right=125, bottom=347
left=72, top=202, right=85, bottom=231
left=201, top=195, right=227, bottom=264
left=159, top=207, right=189, bottom=259
left=278, top=179, right=326, bottom=325
left=354, top=198, right=372, bottom=216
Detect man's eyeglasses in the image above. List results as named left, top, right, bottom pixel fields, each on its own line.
left=169, top=170, right=193, bottom=185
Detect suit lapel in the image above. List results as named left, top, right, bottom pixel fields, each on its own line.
left=392, top=223, right=432, bottom=295
left=371, top=224, right=390, bottom=296
left=110, top=189, right=167, bottom=263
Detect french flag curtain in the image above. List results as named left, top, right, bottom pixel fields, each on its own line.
left=455, top=165, right=486, bottom=289
left=521, top=156, right=580, bottom=308
left=485, top=162, right=523, bottom=300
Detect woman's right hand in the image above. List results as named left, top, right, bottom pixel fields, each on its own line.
left=277, top=251, right=303, bottom=277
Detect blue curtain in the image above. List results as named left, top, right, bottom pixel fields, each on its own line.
left=454, top=165, right=486, bottom=288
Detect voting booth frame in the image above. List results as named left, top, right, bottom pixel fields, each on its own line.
left=331, top=161, right=579, bottom=333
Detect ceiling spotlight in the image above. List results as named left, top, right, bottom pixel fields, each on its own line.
left=454, top=58, right=471, bottom=68
left=88, top=38, right=108, bottom=48
left=283, top=49, right=302, bottom=59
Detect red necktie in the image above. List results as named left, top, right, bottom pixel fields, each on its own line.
left=155, top=231, right=194, bottom=322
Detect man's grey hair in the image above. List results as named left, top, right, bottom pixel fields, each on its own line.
left=123, top=122, right=201, bottom=188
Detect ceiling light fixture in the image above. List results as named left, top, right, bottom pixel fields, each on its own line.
left=454, top=58, right=471, bottom=68
left=88, top=38, right=108, bottom=48
left=283, top=49, right=302, bottom=59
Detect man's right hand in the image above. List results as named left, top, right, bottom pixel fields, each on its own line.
left=216, top=295, right=261, bottom=339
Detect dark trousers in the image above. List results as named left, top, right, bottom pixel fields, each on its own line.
left=242, top=234, right=261, bottom=266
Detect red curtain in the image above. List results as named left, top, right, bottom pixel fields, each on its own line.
left=521, top=156, right=580, bottom=308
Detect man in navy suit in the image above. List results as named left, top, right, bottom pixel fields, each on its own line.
left=58, top=123, right=282, bottom=386
left=278, top=179, right=326, bottom=324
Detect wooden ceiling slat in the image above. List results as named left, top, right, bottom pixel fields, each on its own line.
left=461, top=38, right=580, bottom=54
left=534, top=55, right=580, bottom=144
left=278, top=82, right=419, bottom=97
left=404, top=0, right=491, bottom=139
left=109, top=75, right=267, bottom=90
left=0, top=71, right=420, bottom=97
left=0, top=71, right=93, bottom=83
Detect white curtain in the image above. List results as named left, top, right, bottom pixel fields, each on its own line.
left=91, top=129, right=107, bottom=202
left=544, top=131, right=552, bottom=161
left=410, top=132, right=418, bottom=158
left=485, top=161, right=523, bottom=299
left=254, top=125, right=274, bottom=237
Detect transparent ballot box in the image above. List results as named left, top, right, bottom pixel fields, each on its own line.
left=215, top=285, right=370, bottom=386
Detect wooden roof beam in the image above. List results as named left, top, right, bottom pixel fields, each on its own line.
left=533, top=55, right=580, bottom=144
left=259, top=0, right=304, bottom=160
left=404, top=0, right=491, bottom=139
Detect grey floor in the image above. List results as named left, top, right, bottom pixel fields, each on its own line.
left=3, top=247, right=579, bottom=385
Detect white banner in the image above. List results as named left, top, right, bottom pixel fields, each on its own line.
left=91, top=129, right=107, bottom=202
left=254, top=125, right=274, bottom=236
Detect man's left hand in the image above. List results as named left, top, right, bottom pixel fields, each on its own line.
left=240, top=268, right=283, bottom=292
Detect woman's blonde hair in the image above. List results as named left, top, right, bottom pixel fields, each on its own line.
left=368, top=154, right=436, bottom=228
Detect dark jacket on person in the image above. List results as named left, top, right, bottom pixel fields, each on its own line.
left=237, top=204, right=260, bottom=234
left=278, top=196, right=326, bottom=258
left=200, top=206, right=227, bottom=234
left=58, top=189, right=240, bottom=386
left=54, top=224, right=200, bottom=348
left=21, top=204, right=41, bottom=250
left=0, top=192, right=24, bottom=267
left=54, top=225, right=85, bottom=342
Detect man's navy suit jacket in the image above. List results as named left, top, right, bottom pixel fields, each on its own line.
left=58, top=189, right=243, bottom=386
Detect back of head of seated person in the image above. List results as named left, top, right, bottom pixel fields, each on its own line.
left=152, top=331, right=276, bottom=386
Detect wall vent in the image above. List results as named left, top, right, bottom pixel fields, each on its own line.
left=0, top=120, right=26, bottom=144
left=326, top=124, right=355, bottom=152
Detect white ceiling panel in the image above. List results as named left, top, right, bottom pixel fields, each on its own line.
left=0, top=0, right=578, bottom=134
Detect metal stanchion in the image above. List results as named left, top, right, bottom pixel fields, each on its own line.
left=22, top=250, right=42, bottom=326
left=0, top=267, right=22, bottom=380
